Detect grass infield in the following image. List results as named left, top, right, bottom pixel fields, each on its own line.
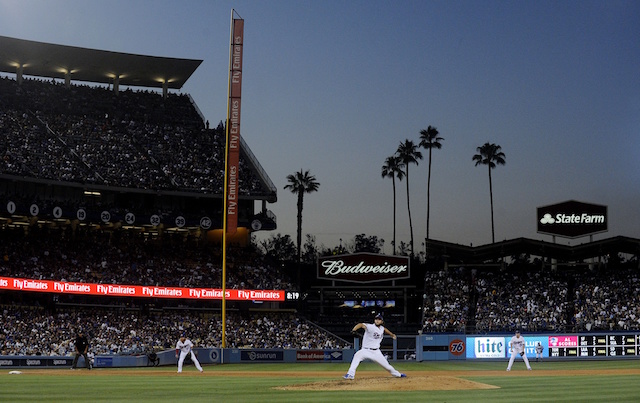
left=1, top=360, right=640, bottom=402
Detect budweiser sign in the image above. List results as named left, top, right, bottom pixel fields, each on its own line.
left=317, top=253, right=410, bottom=283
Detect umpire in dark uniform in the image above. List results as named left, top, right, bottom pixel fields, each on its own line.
left=71, top=330, right=91, bottom=370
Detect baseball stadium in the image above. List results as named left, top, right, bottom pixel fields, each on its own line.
left=2, top=15, right=640, bottom=403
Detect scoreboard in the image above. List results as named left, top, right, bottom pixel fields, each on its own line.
left=459, top=334, right=640, bottom=360
left=549, top=334, right=639, bottom=357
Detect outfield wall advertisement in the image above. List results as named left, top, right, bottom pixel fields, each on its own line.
left=464, top=334, right=639, bottom=359
left=417, top=333, right=640, bottom=361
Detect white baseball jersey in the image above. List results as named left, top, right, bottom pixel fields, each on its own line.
left=176, top=339, right=194, bottom=354
left=509, top=335, right=526, bottom=354
left=535, top=343, right=543, bottom=353
left=361, top=323, right=385, bottom=349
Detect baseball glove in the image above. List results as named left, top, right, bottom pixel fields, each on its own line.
left=519, top=352, right=524, bottom=357
left=351, top=330, right=362, bottom=338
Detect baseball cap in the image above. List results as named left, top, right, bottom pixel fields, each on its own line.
left=374, top=313, right=383, bottom=320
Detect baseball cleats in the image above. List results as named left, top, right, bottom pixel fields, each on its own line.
left=343, top=374, right=354, bottom=380
left=399, top=373, right=407, bottom=378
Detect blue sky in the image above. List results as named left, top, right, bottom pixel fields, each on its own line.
left=1, top=0, right=639, bottom=252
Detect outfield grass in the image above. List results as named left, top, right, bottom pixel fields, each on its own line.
left=1, top=360, right=639, bottom=402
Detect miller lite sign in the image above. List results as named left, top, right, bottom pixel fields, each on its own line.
left=537, top=200, right=607, bottom=238
left=317, top=253, right=410, bottom=283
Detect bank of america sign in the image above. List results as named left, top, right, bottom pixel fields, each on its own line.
left=537, top=200, right=607, bottom=238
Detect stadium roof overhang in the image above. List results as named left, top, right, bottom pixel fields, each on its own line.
left=0, top=35, right=202, bottom=90
left=426, top=236, right=640, bottom=264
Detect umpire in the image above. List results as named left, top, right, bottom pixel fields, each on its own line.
left=71, top=329, right=91, bottom=370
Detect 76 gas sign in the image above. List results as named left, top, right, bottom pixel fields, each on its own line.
left=449, top=339, right=465, bottom=356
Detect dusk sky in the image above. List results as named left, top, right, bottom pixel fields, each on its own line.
left=1, top=0, right=639, bottom=253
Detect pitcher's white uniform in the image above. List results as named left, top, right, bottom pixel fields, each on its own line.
left=344, top=316, right=404, bottom=379
left=507, top=330, right=531, bottom=371
left=175, top=336, right=203, bottom=373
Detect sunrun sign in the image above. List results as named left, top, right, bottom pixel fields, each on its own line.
left=317, top=253, right=410, bottom=283
left=537, top=200, right=607, bottom=238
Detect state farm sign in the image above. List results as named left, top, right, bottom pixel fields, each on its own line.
left=317, top=253, right=410, bottom=283
left=537, top=200, right=607, bottom=238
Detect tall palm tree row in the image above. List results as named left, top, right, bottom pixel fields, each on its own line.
left=381, top=155, right=405, bottom=255
left=472, top=142, right=506, bottom=243
left=396, top=139, right=422, bottom=256
left=284, top=169, right=320, bottom=263
left=381, top=129, right=507, bottom=253
left=418, top=126, right=444, bottom=244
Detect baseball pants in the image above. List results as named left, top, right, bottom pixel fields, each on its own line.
left=507, top=351, right=531, bottom=370
left=177, top=350, right=203, bottom=372
left=346, top=348, right=402, bottom=377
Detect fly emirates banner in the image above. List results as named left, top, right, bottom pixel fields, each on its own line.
left=0, top=276, right=284, bottom=301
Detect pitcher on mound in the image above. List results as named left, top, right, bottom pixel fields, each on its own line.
left=343, top=313, right=406, bottom=380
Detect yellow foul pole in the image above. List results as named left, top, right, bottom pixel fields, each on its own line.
left=221, top=8, right=234, bottom=349
left=222, top=8, right=244, bottom=350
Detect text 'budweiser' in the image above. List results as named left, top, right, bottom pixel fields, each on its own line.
left=321, top=260, right=408, bottom=276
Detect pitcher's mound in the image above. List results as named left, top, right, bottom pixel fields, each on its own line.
left=275, top=375, right=499, bottom=391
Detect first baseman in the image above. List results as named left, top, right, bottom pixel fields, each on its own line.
left=175, top=335, right=203, bottom=373
left=343, top=313, right=406, bottom=379
left=506, top=329, right=531, bottom=371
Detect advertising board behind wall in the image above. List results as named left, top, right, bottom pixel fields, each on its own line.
left=317, top=253, right=410, bottom=283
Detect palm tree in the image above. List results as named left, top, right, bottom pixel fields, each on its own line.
left=419, top=125, right=443, bottom=245
left=284, top=169, right=320, bottom=263
left=472, top=142, right=506, bottom=243
left=381, top=154, right=405, bottom=255
left=396, top=139, right=422, bottom=256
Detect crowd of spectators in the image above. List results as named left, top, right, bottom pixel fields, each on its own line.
left=572, top=265, right=640, bottom=332
left=472, top=268, right=569, bottom=333
left=0, top=75, right=341, bottom=357
left=0, top=76, right=265, bottom=195
left=422, top=259, right=640, bottom=334
left=0, top=226, right=294, bottom=291
left=420, top=268, right=470, bottom=333
left=0, top=306, right=348, bottom=356
left=0, top=225, right=353, bottom=356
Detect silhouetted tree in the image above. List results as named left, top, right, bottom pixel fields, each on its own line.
left=284, top=169, right=320, bottom=263
left=419, top=126, right=443, bottom=244
left=396, top=140, right=422, bottom=256
left=381, top=155, right=405, bottom=255
left=473, top=142, right=506, bottom=243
